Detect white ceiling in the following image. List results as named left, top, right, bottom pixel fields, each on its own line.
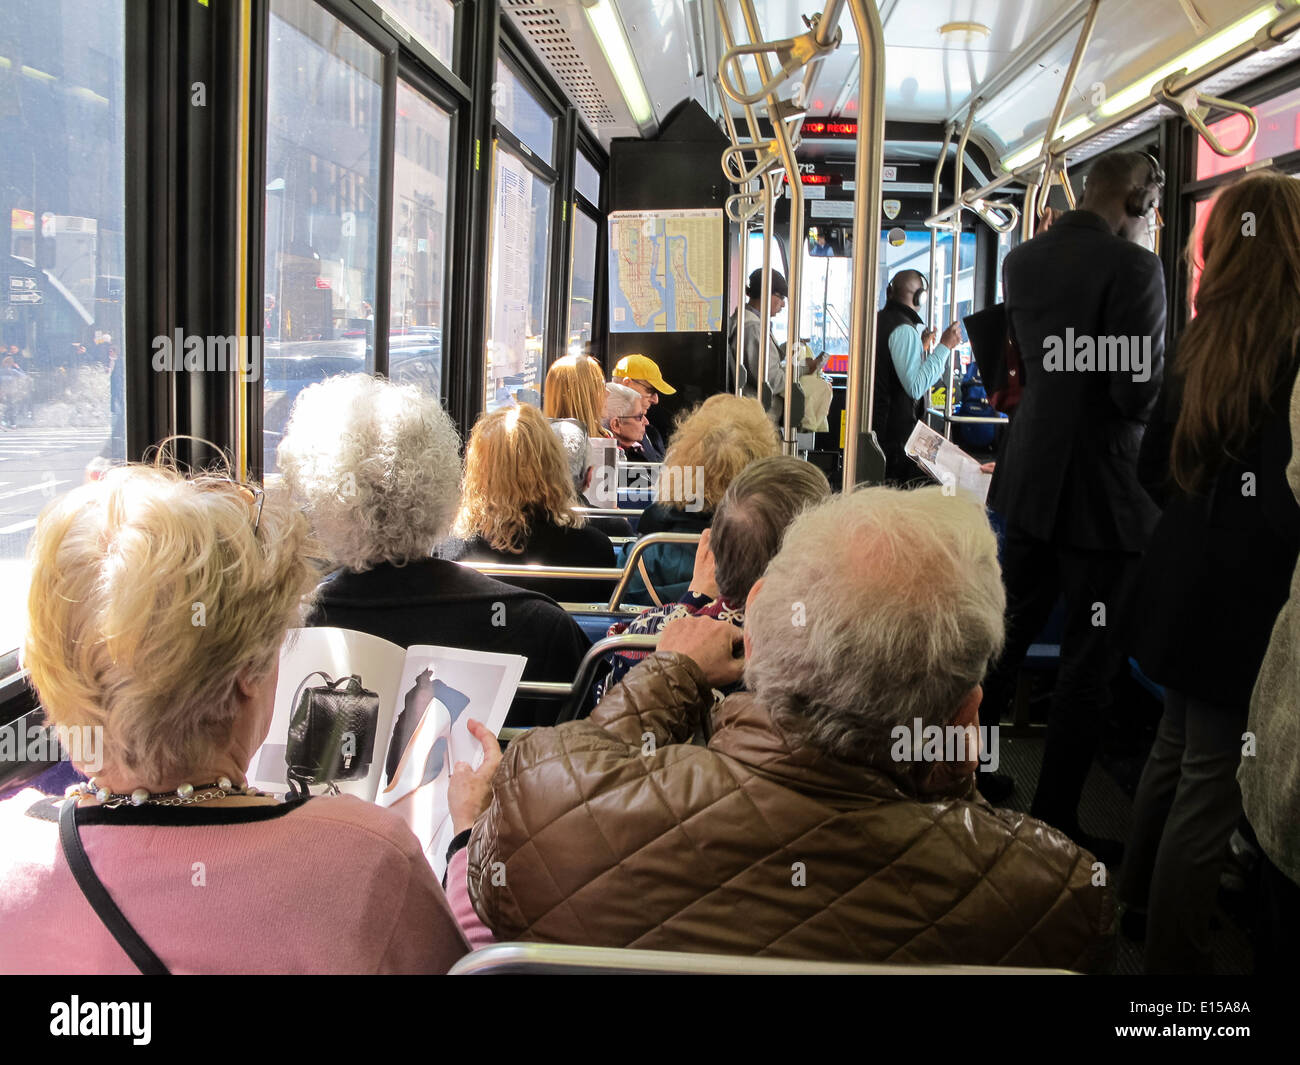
left=507, top=0, right=1294, bottom=166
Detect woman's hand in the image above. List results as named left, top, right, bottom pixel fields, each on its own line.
left=448, top=719, right=503, bottom=834
left=658, top=615, right=745, bottom=688
left=688, top=528, right=719, bottom=600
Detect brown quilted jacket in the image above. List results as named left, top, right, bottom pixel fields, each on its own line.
left=467, top=653, right=1115, bottom=970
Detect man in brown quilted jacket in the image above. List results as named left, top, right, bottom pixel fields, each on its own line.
left=464, top=487, right=1115, bottom=970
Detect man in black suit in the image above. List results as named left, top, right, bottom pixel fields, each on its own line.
left=981, top=150, right=1167, bottom=858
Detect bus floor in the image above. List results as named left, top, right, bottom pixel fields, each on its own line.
left=996, top=672, right=1255, bottom=975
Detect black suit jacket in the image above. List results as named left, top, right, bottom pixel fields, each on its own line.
left=988, top=210, right=1166, bottom=550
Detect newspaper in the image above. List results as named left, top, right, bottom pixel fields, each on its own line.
left=903, top=420, right=992, bottom=504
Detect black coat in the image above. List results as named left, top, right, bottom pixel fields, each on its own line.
left=305, top=558, right=591, bottom=727
left=441, top=513, right=617, bottom=604
left=1130, top=364, right=1300, bottom=710
left=988, top=210, right=1166, bottom=550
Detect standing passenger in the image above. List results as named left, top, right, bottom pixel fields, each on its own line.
left=1121, top=172, right=1300, bottom=972
left=980, top=150, right=1168, bottom=858
left=727, top=269, right=787, bottom=406
left=872, top=269, right=962, bottom=483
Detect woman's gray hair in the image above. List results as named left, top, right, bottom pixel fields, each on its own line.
left=550, top=417, right=589, bottom=491
left=709, top=456, right=830, bottom=604
left=743, top=486, right=1006, bottom=764
left=604, top=381, right=641, bottom=426
left=277, top=373, right=462, bottom=571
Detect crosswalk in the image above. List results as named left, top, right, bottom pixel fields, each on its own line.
left=0, top=426, right=115, bottom=541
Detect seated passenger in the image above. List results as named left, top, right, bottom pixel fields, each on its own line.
left=543, top=353, right=610, bottom=439
left=600, top=455, right=831, bottom=693
left=629, top=393, right=780, bottom=605
left=444, top=402, right=617, bottom=604
left=463, top=487, right=1114, bottom=969
left=278, top=374, right=589, bottom=728
left=550, top=417, right=633, bottom=537
left=613, top=353, right=675, bottom=461
left=603, top=382, right=652, bottom=462
left=1123, top=171, right=1300, bottom=973
left=1, top=464, right=471, bottom=973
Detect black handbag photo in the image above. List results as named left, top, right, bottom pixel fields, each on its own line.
left=285, top=671, right=380, bottom=796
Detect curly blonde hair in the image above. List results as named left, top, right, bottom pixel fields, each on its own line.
left=454, top=403, right=584, bottom=553
left=276, top=374, right=463, bottom=571
left=661, top=394, right=780, bottom=511
left=23, top=465, right=314, bottom=784
left=543, top=354, right=608, bottom=438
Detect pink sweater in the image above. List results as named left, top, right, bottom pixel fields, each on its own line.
left=0, top=788, right=492, bottom=974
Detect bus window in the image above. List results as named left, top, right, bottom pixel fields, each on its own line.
left=389, top=81, right=451, bottom=401
left=568, top=207, right=598, bottom=356
left=261, top=0, right=383, bottom=475
left=374, top=0, right=456, bottom=70
left=0, top=0, right=127, bottom=654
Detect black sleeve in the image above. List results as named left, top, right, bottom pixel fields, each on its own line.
left=1137, top=377, right=1178, bottom=508
left=1105, top=250, right=1167, bottom=421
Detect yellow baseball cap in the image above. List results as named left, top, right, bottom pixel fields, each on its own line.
left=614, top=354, right=675, bottom=394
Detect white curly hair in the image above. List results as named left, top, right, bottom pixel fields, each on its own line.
left=276, top=373, right=463, bottom=571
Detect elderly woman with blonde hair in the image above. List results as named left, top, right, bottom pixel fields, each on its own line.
left=277, top=374, right=590, bottom=728
left=441, top=403, right=615, bottom=603
left=0, top=463, right=473, bottom=973
left=628, top=393, right=780, bottom=605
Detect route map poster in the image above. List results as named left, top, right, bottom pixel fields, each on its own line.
left=608, top=208, right=723, bottom=333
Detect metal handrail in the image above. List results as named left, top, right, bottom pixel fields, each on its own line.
left=943, top=102, right=979, bottom=441
left=969, top=198, right=1020, bottom=234
left=925, top=4, right=1300, bottom=233
left=1155, top=73, right=1259, bottom=157
left=510, top=633, right=663, bottom=723
left=927, top=123, right=956, bottom=337
left=457, top=531, right=702, bottom=610
left=573, top=507, right=645, bottom=518
left=840, top=0, right=887, bottom=489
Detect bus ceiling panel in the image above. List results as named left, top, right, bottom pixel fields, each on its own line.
left=501, top=0, right=706, bottom=146
left=981, top=1, right=1283, bottom=169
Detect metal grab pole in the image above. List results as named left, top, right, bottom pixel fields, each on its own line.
left=927, top=123, right=955, bottom=337
left=841, top=0, right=886, bottom=490
left=757, top=171, right=774, bottom=406
left=1033, top=0, right=1101, bottom=222
left=734, top=214, right=747, bottom=395
left=944, top=103, right=978, bottom=441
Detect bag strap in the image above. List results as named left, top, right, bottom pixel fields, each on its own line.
left=58, top=799, right=169, bottom=975
left=636, top=556, right=665, bottom=608
left=289, top=670, right=334, bottom=712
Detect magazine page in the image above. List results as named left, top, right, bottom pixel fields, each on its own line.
left=377, top=645, right=526, bottom=879
left=247, top=627, right=407, bottom=801
left=904, top=420, right=992, bottom=504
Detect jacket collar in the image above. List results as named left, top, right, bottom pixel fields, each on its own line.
left=708, top=693, right=977, bottom=806
left=1053, top=209, right=1117, bottom=236
left=883, top=299, right=923, bottom=326
left=316, top=557, right=546, bottom=608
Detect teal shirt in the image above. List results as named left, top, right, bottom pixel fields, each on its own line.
left=887, top=323, right=951, bottom=401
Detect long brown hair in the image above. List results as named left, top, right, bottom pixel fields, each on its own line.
left=454, top=403, right=583, bottom=553
left=543, top=354, right=608, bottom=438
left=1171, top=171, right=1300, bottom=493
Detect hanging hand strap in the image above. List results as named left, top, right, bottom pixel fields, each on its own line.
left=59, top=799, right=169, bottom=975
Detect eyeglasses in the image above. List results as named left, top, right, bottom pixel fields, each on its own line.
left=198, top=477, right=265, bottom=536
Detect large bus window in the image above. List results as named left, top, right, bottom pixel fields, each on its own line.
left=389, top=81, right=451, bottom=400
left=485, top=146, right=551, bottom=410
left=568, top=207, right=598, bottom=356
left=0, top=0, right=126, bottom=654
left=1195, top=83, right=1300, bottom=182
left=494, top=59, right=555, bottom=165
left=262, top=0, right=383, bottom=475
left=575, top=151, right=601, bottom=207
left=374, top=0, right=455, bottom=69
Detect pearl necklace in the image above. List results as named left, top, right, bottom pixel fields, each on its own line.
left=67, top=776, right=265, bottom=808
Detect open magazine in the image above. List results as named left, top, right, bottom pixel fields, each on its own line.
left=247, top=627, right=525, bottom=878
left=904, top=420, right=993, bottom=504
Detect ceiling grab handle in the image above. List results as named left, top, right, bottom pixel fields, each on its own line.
left=725, top=190, right=765, bottom=223
left=721, top=141, right=783, bottom=184
left=716, top=24, right=842, bottom=108
left=841, top=0, right=887, bottom=489
left=1155, top=73, right=1259, bottom=157
left=969, top=198, right=1020, bottom=234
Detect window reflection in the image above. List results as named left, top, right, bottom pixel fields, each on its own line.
left=485, top=147, right=550, bottom=411
left=0, top=0, right=126, bottom=653
left=390, top=82, right=450, bottom=399
left=375, top=0, right=455, bottom=68
left=494, top=59, right=555, bottom=164
left=568, top=208, right=597, bottom=357
left=262, top=0, right=382, bottom=475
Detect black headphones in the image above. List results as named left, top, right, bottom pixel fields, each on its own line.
left=1125, top=150, right=1166, bottom=219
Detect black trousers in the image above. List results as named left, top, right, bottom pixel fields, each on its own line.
left=1255, top=853, right=1300, bottom=974
left=981, top=526, right=1142, bottom=833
